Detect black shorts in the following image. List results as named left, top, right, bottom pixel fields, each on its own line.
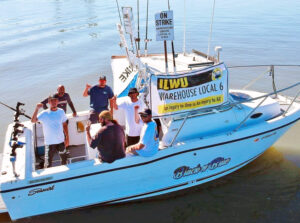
left=126, top=135, right=140, bottom=147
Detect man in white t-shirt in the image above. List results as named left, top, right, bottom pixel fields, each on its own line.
left=114, top=88, right=145, bottom=147
left=31, top=94, right=69, bottom=168
left=126, top=108, right=159, bottom=157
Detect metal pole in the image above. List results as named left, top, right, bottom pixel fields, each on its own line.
left=137, top=0, right=140, bottom=56
left=183, top=0, right=186, bottom=55
left=168, top=0, right=177, bottom=73
left=207, top=0, right=216, bottom=61
left=170, top=112, right=191, bottom=147
left=270, top=65, right=278, bottom=98
left=144, top=0, right=149, bottom=56
left=164, top=40, right=169, bottom=74
left=283, top=90, right=300, bottom=116
left=115, top=0, right=122, bottom=25
left=233, top=96, right=268, bottom=133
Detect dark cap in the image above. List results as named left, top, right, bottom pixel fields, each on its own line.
left=139, top=108, right=152, bottom=116
left=99, top=75, right=106, bottom=80
left=128, top=87, right=139, bottom=95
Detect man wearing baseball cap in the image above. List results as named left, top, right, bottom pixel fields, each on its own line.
left=31, top=94, right=69, bottom=168
left=83, top=75, right=115, bottom=124
left=86, top=110, right=125, bottom=163
left=126, top=108, right=159, bottom=157
left=113, top=87, right=145, bottom=147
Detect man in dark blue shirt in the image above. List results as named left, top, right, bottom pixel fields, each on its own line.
left=83, top=75, right=114, bottom=123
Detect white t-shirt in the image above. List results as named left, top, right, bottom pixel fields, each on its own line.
left=117, top=97, right=145, bottom=136
left=136, top=121, right=159, bottom=157
left=38, top=108, right=68, bottom=145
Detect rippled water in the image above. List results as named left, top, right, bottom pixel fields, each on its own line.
left=0, top=0, right=300, bottom=222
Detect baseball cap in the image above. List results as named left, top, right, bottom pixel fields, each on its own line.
left=48, top=94, right=59, bottom=100
left=99, top=75, right=106, bottom=81
left=128, top=87, right=139, bottom=95
left=139, top=108, right=152, bottom=116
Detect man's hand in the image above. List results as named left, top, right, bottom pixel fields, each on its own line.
left=31, top=103, right=43, bottom=123
left=83, top=84, right=92, bottom=97
left=72, top=112, right=77, bottom=117
left=36, top=103, right=43, bottom=109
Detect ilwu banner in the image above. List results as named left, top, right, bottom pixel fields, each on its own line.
left=150, top=63, right=228, bottom=116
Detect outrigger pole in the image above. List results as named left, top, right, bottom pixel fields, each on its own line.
left=144, top=0, right=149, bottom=56
left=136, top=0, right=140, bottom=56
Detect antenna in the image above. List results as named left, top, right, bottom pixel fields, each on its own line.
left=207, top=0, right=216, bottom=61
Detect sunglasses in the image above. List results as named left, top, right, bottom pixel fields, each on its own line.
left=140, top=114, right=148, bottom=118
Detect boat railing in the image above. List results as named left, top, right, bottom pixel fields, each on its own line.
left=169, top=79, right=300, bottom=146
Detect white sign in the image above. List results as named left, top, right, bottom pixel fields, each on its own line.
left=122, top=7, right=135, bottom=36
left=150, top=64, right=228, bottom=116
left=155, top=10, right=174, bottom=41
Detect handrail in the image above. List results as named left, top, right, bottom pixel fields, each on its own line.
left=169, top=111, right=191, bottom=147
left=232, top=96, right=268, bottom=133
left=283, top=89, right=300, bottom=117
left=228, top=64, right=300, bottom=68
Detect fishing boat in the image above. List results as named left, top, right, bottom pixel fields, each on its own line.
left=1, top=3, right=300, bottom=221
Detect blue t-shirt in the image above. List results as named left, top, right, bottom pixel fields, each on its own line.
left=88, top=85, right=114, bottom=113
left=136, top=121, right=159, bottom=157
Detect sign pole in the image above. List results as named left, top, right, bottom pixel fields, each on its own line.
left=167, top=2, right=177, bottom=74
left=164, top=40, right=169, bottom=74
left=171, top=41, right=176, bottom=73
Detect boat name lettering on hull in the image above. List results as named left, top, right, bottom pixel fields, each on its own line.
left=173, top=157, right=231, bottom=179
left=28, top=185, right=55, bottom=196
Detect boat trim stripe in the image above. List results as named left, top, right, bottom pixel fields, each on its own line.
left=0, top=117, right=299, bottom=194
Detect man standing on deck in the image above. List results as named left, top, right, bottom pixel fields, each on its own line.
left=83, top=75, right=115, bottom=124
left=41, top=85, right=77, bottom=117
left=86, top=110, right=125, bottom=163
left=113, top=88, right=145, bottom=147
left=31, top=94, right=69, bottom=168
left=126, top=108, right=159, bottom=157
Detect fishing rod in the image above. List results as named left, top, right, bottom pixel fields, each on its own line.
left=0, top=101, right=31, bottom=119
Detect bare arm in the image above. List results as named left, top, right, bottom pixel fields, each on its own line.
left=134, top=106, right=140, bottom=124
left=31, top=103, right=43, bottom=123
left=126, top=142, right=144, bottom=154
left=83, top=84, right=91, bottom=97
left=109, top=96, right=116, bottom=117
left=67, top=95, right=77, bottom=117
left=86, top=124, right=92, bottom=146
left=63, top=121, right=69, bottom=147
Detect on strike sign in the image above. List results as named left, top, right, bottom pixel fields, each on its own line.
left=155, top=11, right=174, bottom=41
